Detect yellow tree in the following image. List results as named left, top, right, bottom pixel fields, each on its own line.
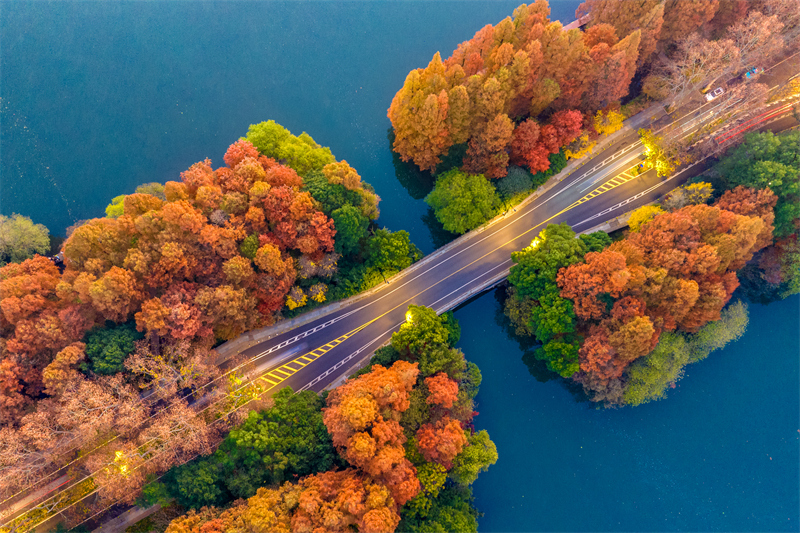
left=638, top=128, right=677, bottom=177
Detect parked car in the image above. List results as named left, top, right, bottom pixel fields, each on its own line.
left=705, top=87, right=724, bottom=101
left=744, top=66, right=764, bottom=80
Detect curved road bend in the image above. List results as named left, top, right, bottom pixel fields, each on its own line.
left=230, top=94, right=792, bottom=399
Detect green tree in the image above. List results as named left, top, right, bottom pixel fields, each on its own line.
left=404, top=462, right=448, bottom=518
left=166, top=458, right=227, bottom=509
left=508, top=223, right=588, bottom=300
left=245, top=120, right=335, bottom=175
left=0, top=213, right=50, bottom=266
left=365, top=228, right=421, bottom=276
left=449, top=430, right=498, bottom=486
left=425, top=169, right=500, bottom=234
left=331, top=205, right=369, bottom=257
left=83, top=321, right=144, bottom=375
left=163, top=387, right=341, bottom=508
left=439, top=310, right=461, bottom=346
left=506, top=223, right=598, bottom=378
left=392, top=305, right=451, bottom=359
left=533, top=339, right=581, bottom=378
left=105, top=195, right=125, bottom=218
left=399, top=486, right=479, bottom=533
left=218, top=387, right=340, bottom=498
left=623, top=332, right=689, bottom=406
left=687, top=300, right=748, bottom=363
left=716, top=131, right=800, bottom=238
left=136, top=481, right=172, bottom=508
left=579, top=231, right=613, bottom=252
left=302, top=170, right=363, bottom=216
left=135, top=182, right=166, bottom=200
left=530, top=291, right=577, bottom=343
left=239, top=234, right=259, bottom=260
left=496, top=166, right=533, bottom=200
left=624, top=301, right=749, bottom=405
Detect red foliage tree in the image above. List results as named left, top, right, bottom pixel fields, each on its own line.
left=425, top=372, right=459, bottom=409
left=323, top=361, right=421, bottom=505
left=415, top=416, right=468, bottom=469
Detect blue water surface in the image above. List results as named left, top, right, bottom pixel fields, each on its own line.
left=1, top=0, right=577, bottom=253
left=456, top=292, right=800, bottom=532
left=2, top=2, right=798, bottom=532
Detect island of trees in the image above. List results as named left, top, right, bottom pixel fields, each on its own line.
left=504, top=129, right=798, bottom=406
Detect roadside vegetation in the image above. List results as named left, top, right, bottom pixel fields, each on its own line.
left=158, top=306, right=496, bottom=533
left=389, top=0, right=796, bottom=236
left=0, top=121, right=421, bottom=531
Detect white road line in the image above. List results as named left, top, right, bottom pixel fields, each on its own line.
left=572, top=158, right=710, bottom=228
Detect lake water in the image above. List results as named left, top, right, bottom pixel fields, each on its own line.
left=455, top=291, right=799, bottom=532
left=2, top=2, right=798, bottom=531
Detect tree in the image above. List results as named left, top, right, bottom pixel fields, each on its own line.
left=245, top=120, right=335, bottom=175
left=623, top=300, right=748, bottom=405
left=449, top=430, right=498, bottom=486
left=425, top=169, right=500, bottom=234
left=660, top=0, right=720, bottom=43
left=332, top=205, right=369, bottom=257
left=496, top=166, right=533, bottom=200
left=593, top=109, right=624, bottom=136
left=84, top=322, right=144, bottom=375
left=726, top=10, right=784, bottom=72
left=323, top=360, right=421, bottom=505
left=716, top=131, right=799, bottom=238
left=462, top=113, right=514, bottom=179
left=416, top=417, right=468, bottom=469
left=623, top=332, right=689, bottom=406
left=577, top=0, right=665, bottom=66
left=392, top=306, right=451, bottom=361
left=388, top=53, right=454, bottom=172
left=42, top=342, right=85, bottom=396
left=365, top=228, right=421, bottom=275
left=134, top=182, right=166, bottom=200
left=628, top=205, right=665, bottom=231
left=425, top=373, right=459, bottom=409
left=223, top=138, right=260, bottom=169
left=648, top=33, right=739, bottom=109
left=399, top=485, right=479, bottom=533
left=662, top=182, right=714, bottom=211
left=508, top=223, right=588, bottom=300
left=639, top=128, right=678, bottom=176
left=105, top=195, right=126, bottom=218
left=0, top=214, right=51, bottom=266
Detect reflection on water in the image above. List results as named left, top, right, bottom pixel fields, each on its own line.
left=387, top=128, right=435, bottom=200
left=491, top=285, right=590, bottom=399
left=421, top=207, right=459, bottom=249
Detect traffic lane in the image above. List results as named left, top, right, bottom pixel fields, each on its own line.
left=304, top=311, right=404, bottom=393
left=235, top=145, right=651, bottom=387
left=569, top=161, right=717, bottom=234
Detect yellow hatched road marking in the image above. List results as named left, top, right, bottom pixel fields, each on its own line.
left=300, top=355, right=315, bottom=363
left=290, top=360, right=307, bottom=368
left=267, top=372, right=285, bottom=381
left=260, top=377, right=278, bottom=386
left=274, top=368, right=293, bottom=377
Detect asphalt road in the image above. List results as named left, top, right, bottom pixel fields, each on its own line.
left=6, top=74, right=798, bottom=533
left=231, top=96, right=799, bottom=400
